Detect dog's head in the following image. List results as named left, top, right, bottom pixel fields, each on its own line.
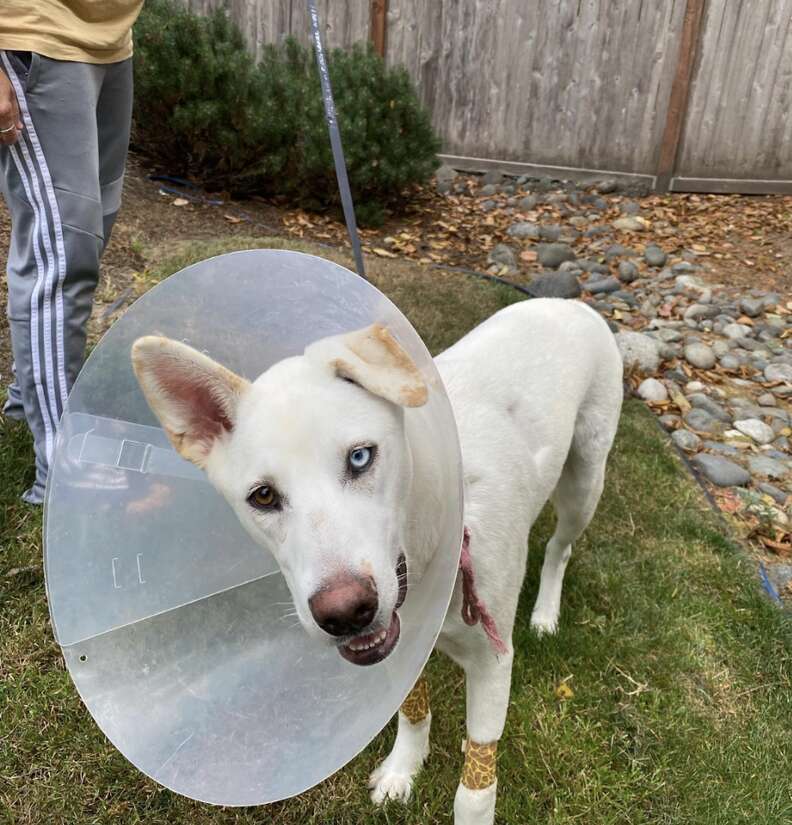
left=131, top=325, right=428, bottom=665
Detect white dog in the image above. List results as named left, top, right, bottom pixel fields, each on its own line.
left=131, top=297, right=623, bottom=824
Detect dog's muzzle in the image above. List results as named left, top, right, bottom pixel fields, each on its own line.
left=337, top=552, right=407, bottom=667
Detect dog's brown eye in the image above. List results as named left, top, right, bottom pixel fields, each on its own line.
left=248, top=485, right=279, bottom=510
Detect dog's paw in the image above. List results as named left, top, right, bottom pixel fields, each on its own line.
left=454, top=781, right=497, bottom=825
left=529, top=610, right=559, bottom=636
left=368, top=764, right=415, bottom=805
left=368, top=714, right=430, bottom=805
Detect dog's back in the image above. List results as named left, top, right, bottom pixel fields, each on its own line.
left=435, top=298, right=622, bottom=519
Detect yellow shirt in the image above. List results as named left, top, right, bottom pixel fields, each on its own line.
left=0, top=1, right=145, bottom=64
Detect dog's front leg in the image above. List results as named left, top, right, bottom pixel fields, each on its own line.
left=454, top=644, right=513, bottom=825
left=368, top=674, right=431, bottom=804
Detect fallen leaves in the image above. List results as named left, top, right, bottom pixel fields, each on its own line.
left=668, top=386, right=691, bottom=413
left=717, top=489, right=743, bottom=514
left=759, top=535, right=792, bottom=556
left=554, top=678, right=574, bottom=701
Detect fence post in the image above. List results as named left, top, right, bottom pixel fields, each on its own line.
left=656, top=0, right=708, bottom=192
left=369, top=0, right=388, bottom=58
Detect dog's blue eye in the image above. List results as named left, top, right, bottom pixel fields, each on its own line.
left=348, top=446, right=375, bottom=473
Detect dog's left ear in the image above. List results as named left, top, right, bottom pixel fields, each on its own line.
left=307, top=324, right=428, bottom=407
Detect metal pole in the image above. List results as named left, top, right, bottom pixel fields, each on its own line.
left=306, top=0, right=367, bottom=280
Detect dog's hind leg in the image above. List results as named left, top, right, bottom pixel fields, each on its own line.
left=530, top=425, right=611, bottom=636
left=531, top=409, right=618, bottom=635
left=368, top=674, right=431, bottom=804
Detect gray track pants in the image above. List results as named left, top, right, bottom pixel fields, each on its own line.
left=1, top=51, right=133, bottom=500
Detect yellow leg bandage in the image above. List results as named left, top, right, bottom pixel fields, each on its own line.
left=400, top=675, right=430, bottom=724
left=461, top=739, right=497, bottom=790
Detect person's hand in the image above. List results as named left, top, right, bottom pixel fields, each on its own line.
left=0, top=70, right=23, bottom=146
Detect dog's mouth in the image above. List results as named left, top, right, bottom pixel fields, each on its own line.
left=338, top=553, right=407, bottom=667
left=339, top=610, right=400, bottom=666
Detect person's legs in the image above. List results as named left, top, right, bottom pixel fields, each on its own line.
left=1, top=51, right=107, bottom=502
left=97, top=58, right=133, bottom=248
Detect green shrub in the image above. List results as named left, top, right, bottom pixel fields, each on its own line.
left=132, top=0, right=440, bottom=220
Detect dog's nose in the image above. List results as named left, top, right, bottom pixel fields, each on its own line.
left=308, top=574, right=378, bottom=636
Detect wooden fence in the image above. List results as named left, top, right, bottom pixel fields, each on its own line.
left=179, top=0, right=792, bottom=194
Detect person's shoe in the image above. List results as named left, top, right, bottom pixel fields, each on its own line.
left=21, top=483, right=45, bottom=506
left=2, top=395, right=26, bottom=422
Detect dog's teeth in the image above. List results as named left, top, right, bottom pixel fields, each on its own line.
left=347, top=628, right=389, bottom=654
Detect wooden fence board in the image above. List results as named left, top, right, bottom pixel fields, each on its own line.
left=386, top=0, right=688, bottom=175
left=675, top=0, right=792, bottom=179
left=181, top=0, right=367, bottom=57
left=182, top=0, right=290, bottom=59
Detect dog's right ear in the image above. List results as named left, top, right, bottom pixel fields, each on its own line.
left=131, top=336, right=250, bottom=468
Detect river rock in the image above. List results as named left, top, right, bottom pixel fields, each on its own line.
left=538, top=225, right=563, bottom=242
left=734, top=418, right=775, bottom=444
left=712, top=339, right=731, bottom=358
left=684, top=304, right=719, bottom=322
left=613, top=216, right=646, bottom=232
left=637, top=378, right=668, bottom=402
left=605, top=243, right=631, bottom=260
left=672, top=429, right=701, bottom=452
left=691, top=454, right=751, bottom=487
left=739, top=296, right=765, bottom=318
left=757, top=483, right=788, bottom=504
left=587, top=277, right=621, bottom=295
left=688, top=393, right=730, bottom=422
left=507, top=221, right=540, bottom=239
left=765, top=363, right=792, bottom=383
left=724, top=323, right=752, bottom=340
left=618, top=261, right=639, bottom=283
left=537, top=243, right=575, bottom=268
left=526, top=271, right=581, bottom=299
left=748, top=455, right=788, bottom=480
left=487, top=244, right=518, bottom=272
left=719, top=354, right=740, bottom=370
left=435, top=165, right=458, bottom=193
left=685, top=409, right=722, bottom=434
left=684, top=343, right=716, bottom=369
left=704, top=440, right=740, bottom=457
left=644, top=245, right=667, bottom=267
left=615, top=331, right=660, bottom=373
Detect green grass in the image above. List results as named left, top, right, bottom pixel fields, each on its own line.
left=2, top=239, right=791, bottom=825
